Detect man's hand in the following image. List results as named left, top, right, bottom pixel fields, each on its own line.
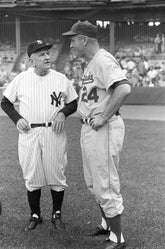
left=51, top=112, right=66, bottom=134
left=16, top=118, right=30, bottom=133
left=89, top=114, right=107, bottom=131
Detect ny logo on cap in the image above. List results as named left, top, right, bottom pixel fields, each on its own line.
left=37, top=40, right=43, bottom=44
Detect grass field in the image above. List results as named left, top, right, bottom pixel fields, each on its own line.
left=0, top=116, right=165, bottom=249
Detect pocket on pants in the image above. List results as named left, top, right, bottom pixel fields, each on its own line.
left=109, top=117, right=125, bottom=155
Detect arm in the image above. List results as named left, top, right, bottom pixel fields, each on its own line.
left=58, top=99, right=77, bottom=118
left=1, top=96, right=22, bottom=124
left=51, top=99, right=77, bottom=134
left=90, top=81, right=131, bottom=130
left=102, top=81, right=131, bottom=121
left=1, top=96, right=30, bottom=133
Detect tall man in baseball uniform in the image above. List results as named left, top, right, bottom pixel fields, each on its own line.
left=1, top=40, right=78, bottom=231
left=63, top=21, right=131, bottom=249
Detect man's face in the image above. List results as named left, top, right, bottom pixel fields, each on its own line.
left=31, top=49, right=51, bottom=73
left=70, top=35, right=86, bottom=57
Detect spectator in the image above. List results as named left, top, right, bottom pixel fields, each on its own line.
left=154, top=33, right=162, bottom=54
left=131, top=67, right=143, bottom=87
left=147, top=66, right=159, bottom=86
left=70, top=58, right=84, bottom=93
left=143, top=57, right=149, bottom=72
left=161, top=34, right=165, bottom=53
left=136, top=57, right=146, bottom=78
left=160, top=61, right=165, bottom=73
left=120, top=56, right=128, bottom=69
left=125, top=57, right=136, bottom=72
left=0, top=67, right=8, bottom=86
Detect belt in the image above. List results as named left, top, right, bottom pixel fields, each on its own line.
left=80, top=111, right=120, bottom=125
left=80, top=118, right=91, bottom=124
left=30, top=122, right=52, bottom=128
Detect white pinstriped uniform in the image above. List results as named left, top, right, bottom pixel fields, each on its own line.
left=3, top=68, right=78, bottom=191
left=77, top=49, right=127, bottom=218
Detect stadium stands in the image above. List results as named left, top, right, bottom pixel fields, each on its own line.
left=0, top=0, right=16, bottom=7
left=0, top=0, right=165, bottom=90
left=0, top=0, right=16, bottom=3
left=0, top=45, right=17, bottom=86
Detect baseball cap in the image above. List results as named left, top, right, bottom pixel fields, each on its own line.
left=62, top=21, right=97, bottom=38
left=27, top=40, right=53, bottom=57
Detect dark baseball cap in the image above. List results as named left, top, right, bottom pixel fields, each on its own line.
left=62, top=21, right=97, bottom=38
left=27, top=40, right=53, bottom=57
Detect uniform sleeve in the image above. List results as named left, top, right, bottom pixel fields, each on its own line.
left=65, top=78, right=78, bottom=104
left=3, top=76, right=19, bottom=103
left=98, top=55, right=127, bottom=91
left=1, top=96, right=23, bottom=124
left=58, top=99, right=77, bottom=117
left=112, top=79, right=131, bottom=89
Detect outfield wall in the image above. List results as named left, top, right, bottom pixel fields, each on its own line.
left=125, top=87, right=165, bottom=105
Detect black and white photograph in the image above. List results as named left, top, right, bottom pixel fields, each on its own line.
left=0, top=1, right=164, bottom=249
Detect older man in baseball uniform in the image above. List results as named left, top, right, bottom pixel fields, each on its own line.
left=1, top=40, right=78, bottom=231
left=63, top=21, right=131, bottom=249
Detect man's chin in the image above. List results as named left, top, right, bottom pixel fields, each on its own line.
left=44, top=64, right=51, bottom=69
left=72, top=51, right=80, bottom=57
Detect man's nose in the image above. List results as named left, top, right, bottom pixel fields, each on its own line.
left=45, top=53, right=50, bottom=59
left=70, top=42, right=73, bottom=48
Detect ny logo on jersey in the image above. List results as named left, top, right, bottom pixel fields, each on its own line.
left=50, top=91, right=63, bottom=107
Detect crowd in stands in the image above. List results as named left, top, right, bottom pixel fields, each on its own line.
left=154, top=33, right=165, bottom=54
left=0, top=39, right=61, bottom=87
left=1, top=36, right=165, bottom=89
left=0, top=42, right=17, bottom=87
left=63, top=49, right=165, bottom=90
left=0, top=40, right=15, bottom=51
left=63, top=54, right=85, bottom=93
left=115, top=47, right=165, bottom=87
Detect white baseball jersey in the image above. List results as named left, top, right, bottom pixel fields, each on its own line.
left=4, top=68, right=77, bottom=123
left=77, top=48, right=127, bottom=118
left=78, top=49, right=127, bottom=218
left=3, top=67, right=78, bottom=191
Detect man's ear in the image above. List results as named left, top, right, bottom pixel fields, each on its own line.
left=84, top=36, right=88, bottom=46
left=29, top=57, right=35, bottom=66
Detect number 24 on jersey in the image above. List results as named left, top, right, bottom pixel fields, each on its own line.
left=81, top=86, right=99, bottom=103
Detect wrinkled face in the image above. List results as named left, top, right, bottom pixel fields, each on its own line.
left=70, top=35, right=87, bottom=57
left=30, top=49, right=51, bottom=75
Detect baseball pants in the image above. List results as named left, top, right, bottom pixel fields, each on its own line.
left=18, top=127, right=68, bottom=192
left=80, top=115, right=125, bottom=218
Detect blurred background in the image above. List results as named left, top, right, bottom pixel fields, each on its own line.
left=0, top=0, right=165, bottom=105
